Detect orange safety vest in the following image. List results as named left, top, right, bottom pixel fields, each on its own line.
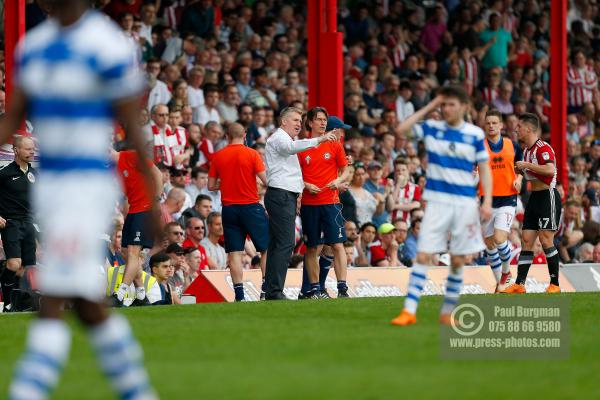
left=479, top=137, right=518, bottom=197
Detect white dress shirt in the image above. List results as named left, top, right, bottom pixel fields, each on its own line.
left=265, top=128, right=319, bottom=194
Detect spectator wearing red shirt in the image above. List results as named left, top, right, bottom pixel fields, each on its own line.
left=114, top=148, right=162, bottom=306
left=208, top=123, right=269, bottom=301
left=298, top=111, right=351, bottom=298
left=369, top=223, right=401, bottom=266
left=182, top=217, right=214, bottom=271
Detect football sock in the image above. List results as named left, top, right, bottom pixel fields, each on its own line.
left=441, top=267, right=464, bottom=315
left=403, top=263, right=428, bottom=314
left=337, top=280, right=348, bottom=291
left=544, top=246, right=560, bottom=286
left=497, top=240, right=512, bottom=273
left=485, top=247, right=502, bottom=283
left=88, top=314, right=156, bottom=400
left=318, top=254, right=333, bottom=291
left=9, top=318, right=71, bottom=400
left=516, top=250, right=534, bottom=285
left=261, top=278, right=266, bottom=293
left=300, top=255, right=310, bottom=295
left=1, top=268, right=17, bottom=308
left=233, top=283, right=244, bottom=301
left=310, top=282, right=320, bottom=293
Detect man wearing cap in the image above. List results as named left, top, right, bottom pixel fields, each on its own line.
left=369, top=223, right=400, bottom=266
left=263, top=107, right=336, bottom=300
left=208, top=123, right=269, bottom=301
left=298, top=110, right=352, bottom=299
left=165, top=242, right=193, bottom=297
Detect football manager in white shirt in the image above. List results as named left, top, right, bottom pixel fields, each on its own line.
left=263, top=106, right=336, bottom=300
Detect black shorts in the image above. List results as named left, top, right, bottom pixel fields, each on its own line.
left=300, top=204, right=347, bottom=247
left=122, top=211, right=154, bottom=249
left=0, top=219, right=36, bottom=265
left=522, top=188, right=562, bottom=231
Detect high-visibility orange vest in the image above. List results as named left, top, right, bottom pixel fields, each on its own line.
left=479, top=137, right=518, bottom=197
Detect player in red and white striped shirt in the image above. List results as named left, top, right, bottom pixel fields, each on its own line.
left=502, top=113, right=562, bottom=294
left=459, top=47, right=479, bottom=88
left=567, top=50, right=598, bottom=110
left=386, top=158, right=421, bottom=225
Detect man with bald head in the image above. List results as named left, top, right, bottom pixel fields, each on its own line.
left=208, top=122, right=269, bottom=301
left=0, top=135, right=37, bottom=312
left=160, top=188, right=187, bottom=225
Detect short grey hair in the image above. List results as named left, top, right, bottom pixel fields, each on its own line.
left=279, top=106, right=303, bottom=121
left=576, top=242, right=594, bottom=261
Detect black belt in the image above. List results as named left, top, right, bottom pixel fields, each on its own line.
left=267, top=186, right=300, bottom=197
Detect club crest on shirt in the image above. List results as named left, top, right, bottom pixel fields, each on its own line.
left=27, top=172, right=35, bottom=183
left=324, top=152, right=331, bottom=160
left=449, top=142, right=456, bottom=152
left=542, top=152, right=550, bottom=160
left=123, top=170, right=129, bottom=177
left=305, top=156, right=311, bottom=164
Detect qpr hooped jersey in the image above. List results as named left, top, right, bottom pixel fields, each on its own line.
left=420, top=119, right=488, bottom=204
left=14, top=11, right=143, bottom=173
left=523, top=139, right=557, bottom=188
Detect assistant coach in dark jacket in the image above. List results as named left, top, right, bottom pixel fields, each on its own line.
left=0, top=136, right=37, bottom=311
left=263, top=107, right=336, bottom=299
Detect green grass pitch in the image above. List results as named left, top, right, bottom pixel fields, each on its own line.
left=0, top=293, right=598, bottom=399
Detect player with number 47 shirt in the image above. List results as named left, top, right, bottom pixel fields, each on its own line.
left=502, top=113, right=563, bottom=294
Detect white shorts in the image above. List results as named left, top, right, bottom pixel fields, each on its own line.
left=34, top=172, right=118, bottom=301
left=418, top=200, right=485, bottom=255
left=482, top=206, right=516, bottom=238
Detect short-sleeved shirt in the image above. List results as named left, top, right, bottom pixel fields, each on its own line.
left=523, top=139, right=556, bottom=188
left=419, top=119, right=488, bottom=205
left=479, top=28, right=512, bottom=69
left=117, top=150, right=153, bottom=213
left=208, top=144, right=265, bottom=205
left=0, top=161, right=37, bottom=220
left=298, top=140, right=348, bottom=205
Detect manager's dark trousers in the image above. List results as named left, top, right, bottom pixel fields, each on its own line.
left=264, top=187, right=298, bottom=298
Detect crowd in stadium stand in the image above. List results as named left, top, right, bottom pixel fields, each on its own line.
left=3, top=0, right=600, bottom=306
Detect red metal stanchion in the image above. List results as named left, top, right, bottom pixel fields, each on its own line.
left=550, top=0, right=568, bottom=192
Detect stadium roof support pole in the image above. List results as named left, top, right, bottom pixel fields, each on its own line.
left=308, top=0, right=343, bottom=120
left=4, top=0, right=26, bottom=105
left=550, top=0, right=568, bottom=192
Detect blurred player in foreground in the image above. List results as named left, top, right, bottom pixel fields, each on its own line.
left=1, top=0, right=157, bottom=398
left=390, top=85, right=492, bottom=326
left=480, top=109, right=523, bottom=292
left=502, top=113, right=563, bottom=294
